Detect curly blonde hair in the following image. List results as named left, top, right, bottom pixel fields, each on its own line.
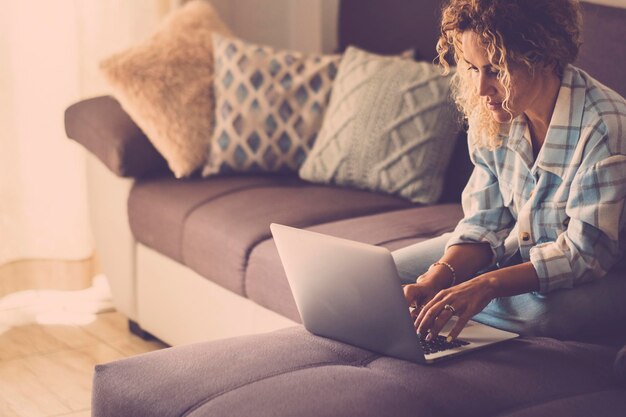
left=436, top=0, right=582, bottom=148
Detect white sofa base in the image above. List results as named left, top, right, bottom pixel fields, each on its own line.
left=86, top=153, right=295, bottom=346
left=86, top=153, right=137, bottom=320
left=136, top=244, right=296, bottom=346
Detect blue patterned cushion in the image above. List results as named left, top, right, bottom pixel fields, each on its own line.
left=203, top=34, right=340, bottom=175
left=299, top=47, right=461, bottom=204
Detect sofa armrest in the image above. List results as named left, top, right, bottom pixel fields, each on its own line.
left=65, top=96, right=169, bottom=178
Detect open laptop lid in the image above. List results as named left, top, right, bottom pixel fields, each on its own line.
left=271, top=223, right=519, bottom=364
left=270, top=223, right=425, bottom=363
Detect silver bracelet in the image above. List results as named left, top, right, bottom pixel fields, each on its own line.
left=428, top=261, right=457, bottom=287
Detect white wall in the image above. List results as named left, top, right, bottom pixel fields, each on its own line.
left=208, top=0, right=624, bottom=56
left=583, top=0, right=626, bottom=8
left=209, top=0, right=339, bottom=53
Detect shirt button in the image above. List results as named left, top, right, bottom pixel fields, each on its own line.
left=520, top=232, right=531, bottom=242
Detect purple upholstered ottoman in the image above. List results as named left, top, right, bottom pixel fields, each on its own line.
left=92, top=327, right=625, bottom=417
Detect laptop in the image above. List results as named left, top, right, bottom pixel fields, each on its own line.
left=270, top=223, right=519, bottom=364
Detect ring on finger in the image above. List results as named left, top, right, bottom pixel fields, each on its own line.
left=443, top=304, right=456, bottom=315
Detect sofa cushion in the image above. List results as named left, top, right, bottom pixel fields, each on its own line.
left=181, top=182, right=414, bottom=295
left=246, top=204, right=464, bottom=321
left=203, top=34, right=340, bottom=176
left=92, top=326, right=623, bottom=417
left=615, top=345, right=626, bottom=384
left=128, top=175, right=414, bottom=294
left=128, top=175, right=294, bottom=263
left=499, top=389, right=626, bottom=417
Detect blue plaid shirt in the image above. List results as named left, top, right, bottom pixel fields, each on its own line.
left=446, top=65, right=626, bottom=293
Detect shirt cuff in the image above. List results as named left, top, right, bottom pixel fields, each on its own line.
left=445, top=223, right=507, bottom=266
left=529, top=242, right=574, bottom=293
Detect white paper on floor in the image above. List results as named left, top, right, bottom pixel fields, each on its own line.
left=0, top=274, right=114, bottom=333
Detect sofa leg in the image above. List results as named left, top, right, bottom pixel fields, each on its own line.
left=128, top=320, right=156, bottom=341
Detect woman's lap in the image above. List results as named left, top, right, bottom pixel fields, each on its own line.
left=473, top=267, right=626, bottom=339
left=391, top=234, right=626, bottom=339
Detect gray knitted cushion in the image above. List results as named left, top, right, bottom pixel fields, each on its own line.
left=299, top=46, right=461, bottom=204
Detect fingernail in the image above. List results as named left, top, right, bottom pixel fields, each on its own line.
left=425, top=333, right=433, bottom=341
left=446, top=336, right=453, bottom=343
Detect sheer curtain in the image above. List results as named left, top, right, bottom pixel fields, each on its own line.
left=0, top=0, right=175, bottom=289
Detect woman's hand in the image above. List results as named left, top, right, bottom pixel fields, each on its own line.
left=403, top=269, right=454, bottom=322
left=412, top=262, right=540, bottom=341
left=414, top=274, right=498, bottom=341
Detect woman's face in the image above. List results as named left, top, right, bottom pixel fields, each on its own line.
left=461, top=31, right=544, bottom=124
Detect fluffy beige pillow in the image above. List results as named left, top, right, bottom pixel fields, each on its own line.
left=100, top=0, right=232, bottom=178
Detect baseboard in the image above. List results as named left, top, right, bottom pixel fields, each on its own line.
left=0, top=256, right=96, bottom=297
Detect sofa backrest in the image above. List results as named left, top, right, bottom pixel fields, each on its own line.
left=577, top=2, right=626, bottom=99
left=338, top=0, right=626, bottom=203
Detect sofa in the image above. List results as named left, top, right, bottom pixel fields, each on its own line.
left=65, top=1, right=626, bottom=416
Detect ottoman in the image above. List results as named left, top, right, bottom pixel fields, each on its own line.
left=92, top=327, right=625, bottom=417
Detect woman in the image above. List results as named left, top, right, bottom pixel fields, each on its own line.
left=395, top=0, right=626, bottom=342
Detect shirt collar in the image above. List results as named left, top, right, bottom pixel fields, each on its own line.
left=505, top=65, right=586, bottom=179
left=504, top=117, right=534, bottom=169
left=536, top=65, right=585, bottom=178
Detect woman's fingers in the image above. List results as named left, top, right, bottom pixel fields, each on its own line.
left=426, top=305, right=457, bottom=339
left=415, top=297, right=450, bottom=336
left=446, top=314, right=471, bottom=341
left=414, top=290, right=446, bottom=328
left=403, top=284, right=429, bottom=310
left=402, top=285, right=416, bottom=307
left=414, top=281, right=493, bottom=341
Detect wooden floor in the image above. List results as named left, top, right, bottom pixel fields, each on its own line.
left=0, top=311, right=167, bottom=417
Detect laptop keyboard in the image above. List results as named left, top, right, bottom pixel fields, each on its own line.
left=419, top=334, right=470, bottom=355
